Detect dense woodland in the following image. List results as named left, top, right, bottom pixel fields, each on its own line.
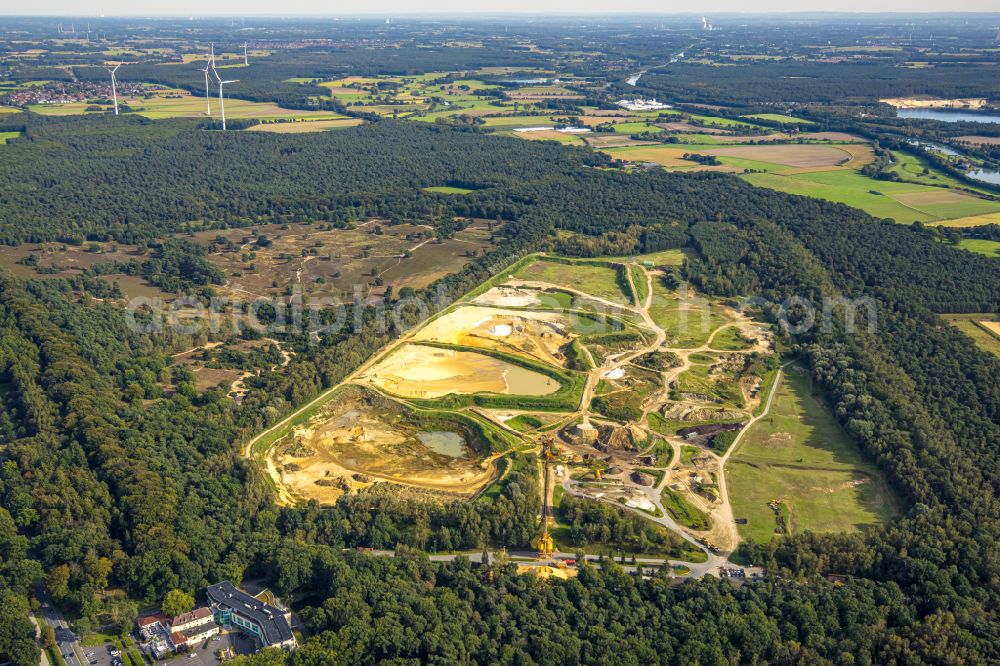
left=639, top=60, right=1000, bottom=106
left=0, top=109, right=998, bottom=664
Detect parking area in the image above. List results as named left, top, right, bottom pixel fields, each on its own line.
left=147, top=631, right=258, bottom=666
left=79, top=643, right=127, bottom=666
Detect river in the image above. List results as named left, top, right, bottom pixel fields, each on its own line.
left=626, top=49, right=688, bottom=86
left=902, top=138, right=1000, bottom=186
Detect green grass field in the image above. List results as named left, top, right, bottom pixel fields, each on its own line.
left=957, top=238, right=1000, bottom=258
left=423, top=186, right=474, bottom=194
left=479, top=115, right=558, bottom=129
left=661, top=487, right=711, bottom=530
left=743, top=113, right=815, bottom=125
left=514, top=258, right=628, bottom=303
left=0, top=131, right=20, bottom=144
left=675, top=363, right=744, bottom=408
left=888, top=149, right=998, bottom=199
left=601, top=248, right=689, bottom=266
left=941, top=315, right=1000, bottom=358
left=649, top=281, right=728, bottom=348
left=711, top=326, right=753, bottom=351
left=728, top=368, right=898, bottom=542
left=742, top=169, right=1000, bottom=224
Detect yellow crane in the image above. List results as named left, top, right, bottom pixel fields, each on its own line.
left=538, top=436, right=556, bottom=559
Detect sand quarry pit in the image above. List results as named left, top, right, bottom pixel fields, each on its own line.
left=413, top=305, right=574, bottom=366
left=273, top=388, right=497, bottom=503
left=359, top=344, right=560, bottom=399
left=473, top=286, right=542, bottom=307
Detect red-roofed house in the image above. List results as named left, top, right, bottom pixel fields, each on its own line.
left=137, top=613, right=168, bottom=639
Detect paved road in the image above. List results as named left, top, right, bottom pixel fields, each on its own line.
left=357, top=547, right=729, bottom=579
left=35, top=585, right=84, bottom=666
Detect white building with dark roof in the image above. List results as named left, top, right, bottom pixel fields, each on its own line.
left=206, top=581, right=297, bottom=651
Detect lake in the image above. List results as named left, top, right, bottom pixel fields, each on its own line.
left=968, top=168, right=1000, bottom=186
left=417, top=431, right=468, bottom=458
left=897, top=109, right=1000, bottom=124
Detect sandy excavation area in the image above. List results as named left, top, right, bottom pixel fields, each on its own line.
left=275, top=401, right=496, bottom=504
left=359, top=344, right=560, bottom=399
left=473, top=286, right=542, bottom=307
left=413, top=305, right=574, bottom=366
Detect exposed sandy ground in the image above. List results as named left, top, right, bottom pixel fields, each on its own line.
left=882, top=97, right=987, bottom=109
left=274, top=397, right=496, bottom=504
left=358, top=344, right=560, bottom=399
left=473, top=286, right=542, bottom=307
left=412, top=305, right=573, bottom=366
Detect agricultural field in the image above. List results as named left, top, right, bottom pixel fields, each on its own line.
left=604, top=136, right=1000, bottom=225
left=727, top=368, right=898, bottom=543
left=941, top=314, right=1000, bottom=358
left=934, top=212, right=1000, bottom=228
left=742, top=113, right=816, bottom=125
left=743, top=169, right=1000, bottom=224
left=247, top=118, right=364, bottom=133
left=606, top=141, right=873, bottom=173
left=29, top=86, right=344, bottom=121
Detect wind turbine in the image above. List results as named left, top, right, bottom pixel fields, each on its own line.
left=212, top=63, right=238, bottom=131
left=202, top=53, right=213, bottom=116
left=106, top=62, right=122, bottom=115
left=243, top=42, right=249, bottom=65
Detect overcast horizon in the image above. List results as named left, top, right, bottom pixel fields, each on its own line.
left=6, top=3, right=1000, bottom=17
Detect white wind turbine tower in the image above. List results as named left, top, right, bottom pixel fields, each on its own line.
left=106, top=63, right=122, bottom=115
left=243, top=42, right=249, bottom=66
left=202, top=52, right=213, bottom=116
left=211, top=63, right=239, bottom=131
